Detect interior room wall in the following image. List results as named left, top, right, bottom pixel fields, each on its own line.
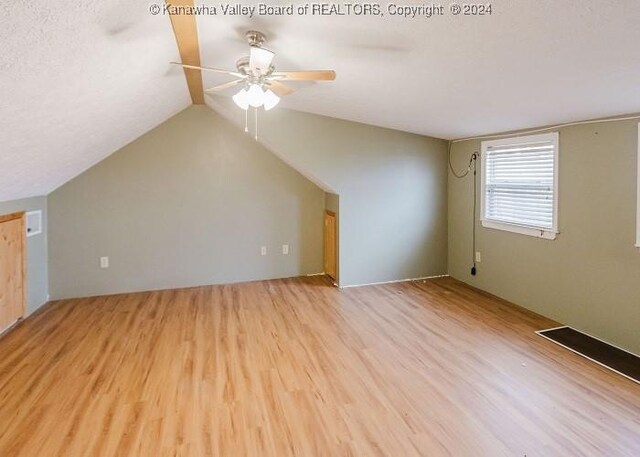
left=208, top=100, right=450, bottom=286
left=48, top=106, right=324, bottom=299
left=448, top=119, right=640, bottom=355
left=0, top=196, right=48, bottom=314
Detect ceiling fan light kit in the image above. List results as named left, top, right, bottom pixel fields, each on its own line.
left=262, top=89, right=280, bottom=111
left=232, top=85, right=280, bottom=111
left=171, top=30, right=335, bottom=138
left=231, top=88, right=250, bottom=110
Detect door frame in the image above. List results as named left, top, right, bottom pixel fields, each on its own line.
left=324, top=210, right=337, bottom=282
left=0, top=211, right=27, bottom=330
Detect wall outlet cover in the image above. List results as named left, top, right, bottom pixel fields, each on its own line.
left=261, top=246, right=267, bottom=256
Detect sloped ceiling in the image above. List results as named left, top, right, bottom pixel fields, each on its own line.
left=2, top=0, right=640, bottom=202
left=0, top=0, right=190, bottom=202
left=196, top=0, right=640, bottom=138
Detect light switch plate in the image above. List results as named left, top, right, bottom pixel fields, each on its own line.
left=100, top=256, right=109, bottom=268
left=261, top=246, right=267, bottom=256
left=282, top=244, right=289, bottom=255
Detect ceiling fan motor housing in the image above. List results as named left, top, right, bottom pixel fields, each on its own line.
left=246, top=30, right=266, bottom=47
left=235, top=56, right=275, bottom=79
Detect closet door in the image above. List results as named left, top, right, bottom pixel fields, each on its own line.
left=324, top=211, right=337, bottom=281
left=0, top=212, right=26, bottom=333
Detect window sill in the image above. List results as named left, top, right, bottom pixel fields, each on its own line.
left=481, top=220, right=557, bottom=240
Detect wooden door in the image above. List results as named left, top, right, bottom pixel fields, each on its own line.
left=324, top=211, right=337, bottom=280
left=0, top=212, right=26, bottom=333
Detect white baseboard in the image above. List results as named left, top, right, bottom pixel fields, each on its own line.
left=340, top=274, right=449, bottom=289
left=0, top=318, right=20, bottom=338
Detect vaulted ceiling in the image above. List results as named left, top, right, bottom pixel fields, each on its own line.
left=2, top=0, right=640, bottom=202
left=196, top=0, right=640, bottom=138
left=0, top=1, right=190, bottom=201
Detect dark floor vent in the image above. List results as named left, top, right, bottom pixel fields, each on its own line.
left=537, top=326, right=640, bottom=384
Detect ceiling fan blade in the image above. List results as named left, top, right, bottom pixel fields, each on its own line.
left=266, top=81, right=295, bottom=97
left=249, top=46, right=275, bottom=75
left=204, top=80, right=245, bottom=93
left=170, top=62, right=243, bottom=78
left=270, top=70, right=336, bottom=81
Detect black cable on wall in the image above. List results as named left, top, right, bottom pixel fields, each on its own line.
left=448, top=141, right=479, bottom=276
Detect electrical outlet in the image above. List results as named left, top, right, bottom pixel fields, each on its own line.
left=282, top=244, right=289, bottom=255
left=475, top=251, right=481, bottom=263
left=261, top=246, right=267, bottom=256
left=100, top=256, right=109, bottom=269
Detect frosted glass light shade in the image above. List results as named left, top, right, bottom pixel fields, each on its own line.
left=249, top=46, right=275, bottom=74
left=247, top=84, right=265, bottom=107
left=232, top=88, right=249, bottom=110
left=263, top=89, right=280, bottom=111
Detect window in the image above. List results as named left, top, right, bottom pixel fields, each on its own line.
left=481, top=132, right=559, bottom=239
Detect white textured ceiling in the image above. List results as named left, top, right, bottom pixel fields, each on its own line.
left=0, top=0, right=190, bottom=202
left=2, top=1, right=640, bottom=202
left=197, top=0, right=640, bottom=138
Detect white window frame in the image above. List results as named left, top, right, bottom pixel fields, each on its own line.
left=480, top=132, right=559, bottom=240
left=636, top=123, right=640, bottom=248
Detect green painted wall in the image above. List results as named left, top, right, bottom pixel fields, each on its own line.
left=449, top=119, right=640, bottom=354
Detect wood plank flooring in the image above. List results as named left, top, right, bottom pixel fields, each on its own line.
left=0, top=276, right=638, bottom=456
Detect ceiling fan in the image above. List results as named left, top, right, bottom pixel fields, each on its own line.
left=171, top=30, right=336, bottom=111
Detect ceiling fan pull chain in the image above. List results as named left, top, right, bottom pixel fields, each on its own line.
left=255, top=107, right=258, bottom=141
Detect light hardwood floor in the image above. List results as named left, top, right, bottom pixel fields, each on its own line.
left=0, top=276, right=638, bottom=456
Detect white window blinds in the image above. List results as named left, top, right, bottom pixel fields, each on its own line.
left=481, top=133, right=559, bottom=238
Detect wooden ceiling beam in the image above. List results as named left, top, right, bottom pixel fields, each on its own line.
left=166, top=0, right=204, bottom=104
